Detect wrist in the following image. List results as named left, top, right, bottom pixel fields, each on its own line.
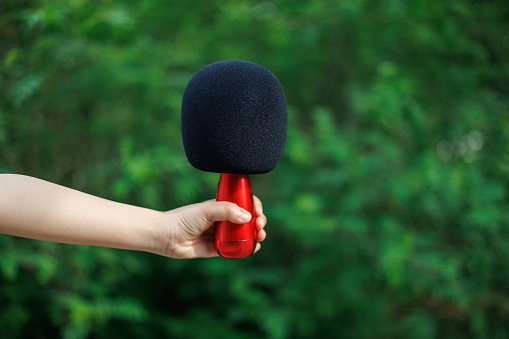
left=150, top=210, right=175, bottom=257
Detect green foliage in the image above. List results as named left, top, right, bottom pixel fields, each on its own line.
left=1, top=0, right=509, bottom=338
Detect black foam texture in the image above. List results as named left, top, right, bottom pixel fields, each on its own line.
left=181, top=60, right=287, bottom=174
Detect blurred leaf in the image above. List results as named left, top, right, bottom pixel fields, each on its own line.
left=1, top=0, right=509, bottom=338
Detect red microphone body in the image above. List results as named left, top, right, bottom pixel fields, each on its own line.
left=215, top=174, right=256, bottom=258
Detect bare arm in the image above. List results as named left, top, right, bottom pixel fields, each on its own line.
left=0, top=174, right=162, bottom=252
left=0, top=174, right=267, bottom=258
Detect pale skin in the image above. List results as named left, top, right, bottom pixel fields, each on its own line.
left=0, top=174, right=267, bottom=258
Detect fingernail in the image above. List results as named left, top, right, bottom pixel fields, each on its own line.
left=239, top=210, right=251, bottom=222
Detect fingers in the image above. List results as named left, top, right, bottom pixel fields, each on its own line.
left=253, top=195, right=267, bottom=227
left=253, top=242, right=262, bottom=254
left=253, top=195, right=263, bottom=217
left=256, top=214, right=267, bottom=230
left=201, top=197, right=267, bottom=256
left=202, top=195, right=265, bottom=227
left=257, top=229, right=266, bottom=242
left=201, top=201, right=252, bottom=225
left=252, top=195, right=267, bottom=244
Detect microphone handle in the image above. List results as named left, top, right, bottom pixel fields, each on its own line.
left=215, top=173, right=257, bottom=258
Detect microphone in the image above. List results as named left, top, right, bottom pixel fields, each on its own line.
left=181, top=60, right=287, bottom=258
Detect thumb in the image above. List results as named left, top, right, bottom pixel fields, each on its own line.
left=200, top=201, right=252, bottom=225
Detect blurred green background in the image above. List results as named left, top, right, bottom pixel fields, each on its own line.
left=1, top=0, right=509, bottom=338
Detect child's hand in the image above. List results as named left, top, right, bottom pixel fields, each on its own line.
left=155, top=196, right=267, bottom=258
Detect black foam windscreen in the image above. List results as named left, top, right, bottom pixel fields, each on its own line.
left=181, top=60, right=287, bottom=175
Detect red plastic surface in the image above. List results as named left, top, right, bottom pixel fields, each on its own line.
left=215, top=174, right=257, bottom=258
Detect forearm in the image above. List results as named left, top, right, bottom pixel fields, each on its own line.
left=0, top=174, right=161, bottom=252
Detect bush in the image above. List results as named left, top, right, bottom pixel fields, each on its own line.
left=1, top=1, right=509, bottom=338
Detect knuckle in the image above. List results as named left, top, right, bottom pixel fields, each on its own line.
left=224, top=202, right=235, bottom=218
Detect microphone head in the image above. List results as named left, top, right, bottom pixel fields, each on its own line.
left=181, top=60, right=287, bottom=175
